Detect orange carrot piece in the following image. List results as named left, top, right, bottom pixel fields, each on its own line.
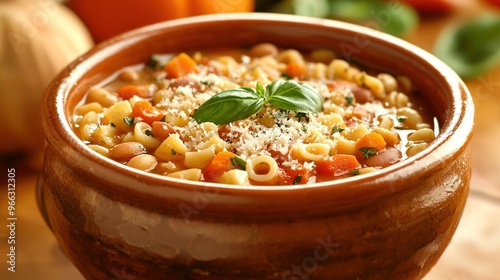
left=164, top=53, right=199, bottom=78
left=315, top=154, right=360, bottom=177
left=131, top=100, right=165, bottom=125
left=356, top=132, right=386, bottom=151
left=202, top=151, right=237, bottom=181
left=285, top=62, right=306, bottom=78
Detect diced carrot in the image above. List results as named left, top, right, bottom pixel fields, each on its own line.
left=202, top=151, right=238, bottom=181
left=285, top=62, right=306, bottom=78
left=356, top=132, right=387, bottom=159
left=315, top=154, right=360, bottom=177
left=152, top=121, right=175, bottom=141
left=117, top=84, right=156, bottom=100
left=164, top=53, right=199, bottom=78
left=279, top=166, right=311, bottom=185
left=356, top=132, right=386, bottom=151
left=131, top=100, right=165, bottom=125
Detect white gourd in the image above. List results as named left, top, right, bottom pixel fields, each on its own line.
left=0, top=0, right=93, bottom=155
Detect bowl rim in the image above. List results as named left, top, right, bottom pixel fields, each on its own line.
left=41, top=13, right=474, bottom=208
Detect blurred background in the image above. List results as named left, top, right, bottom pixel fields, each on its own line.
left=1, top=0, right=499, bottom=279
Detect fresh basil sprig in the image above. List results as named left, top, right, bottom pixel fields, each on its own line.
left=192, top=80, right=323, bottom=124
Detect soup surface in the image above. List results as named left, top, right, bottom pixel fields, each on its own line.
left=73, top=43, right=437, bottom=185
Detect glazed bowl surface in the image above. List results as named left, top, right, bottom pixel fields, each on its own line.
left=38, top=13, right=474, bottom=280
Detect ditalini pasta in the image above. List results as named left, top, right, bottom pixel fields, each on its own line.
left=72, top=43, right=438, bottom=186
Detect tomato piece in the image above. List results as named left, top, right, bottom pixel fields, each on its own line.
left=400, top=0, right=461, bottom=15
left=484, top=0, right=500, bottom=8
left=316, top=154, right=360, bottom=177
left=117, top=84, right=156, bottom=100
left=279, top=166, right=311, bottom=185
left=131, top=100, right=164, bottom=125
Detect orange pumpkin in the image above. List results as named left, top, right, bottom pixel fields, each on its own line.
left=66, top=0, right=255, bottom=42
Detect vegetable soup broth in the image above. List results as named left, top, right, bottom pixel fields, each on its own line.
left=72, top=44, right=438, bottom=186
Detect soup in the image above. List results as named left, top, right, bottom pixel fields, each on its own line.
left=72, top=43, right=437, bottom=186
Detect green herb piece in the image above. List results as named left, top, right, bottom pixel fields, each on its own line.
left=359, top=147, right=377, bottom=158
left=230, top=156, right=247, bottom=170
left=292, top=174, right=303, bottom=185
left=345, top=92, right=355, bottom=105
left=351, top=169, right=360, bottom=176
left=331, top=125, right=345, bottom=134
left=124, top=117, right=135, bottom=126
left=170, top=149, right=177, bottom=155
left=200, top=81, right=214, bottom=88
left=294, top=112, right=310, bottom=122
left=147, top=54, right=172, bottom=70
left=281, top=72, right=293, bottom=80
left=193, top=80, right=323, bottom=124
left=396, top=115, right=407, bottom=123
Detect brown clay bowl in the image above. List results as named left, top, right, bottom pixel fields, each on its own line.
left=38, top=13, right=474, bottom=280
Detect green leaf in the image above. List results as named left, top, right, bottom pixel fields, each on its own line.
left=375, top=1, right=418, bottom=38
left=434, top=14, right=500, bottom=79
left=266, top=80, right=323, bottom=114
left=328, top=0, right=374, bottom=21
left=193, top=79, right=322, bottom=124
left=192, top=88, right=265, bottom=125
left=255, top=82, right=266, bottom=97
left=327, top=0, right=418, bottom=37
left=269, top=0, right=330, bottom=18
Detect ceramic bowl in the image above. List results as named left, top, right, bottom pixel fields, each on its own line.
left=38, top=13, right=474, bottom=280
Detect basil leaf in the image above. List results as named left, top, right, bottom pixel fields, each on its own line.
left=434, top=14, right=500, bottom=79
left=327, top=0, right=417, bottom=37
left=255, top=82, right=266, bottom=97
left=268, top=0, right=330, bottom=18
left=192, top=88, right=265, bottom=124
left=266, top=80, right=323, bottom=114
left=193, top=80, right=322, bottom=124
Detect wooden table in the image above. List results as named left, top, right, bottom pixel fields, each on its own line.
left=1, top=1, right=500, bottom=279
